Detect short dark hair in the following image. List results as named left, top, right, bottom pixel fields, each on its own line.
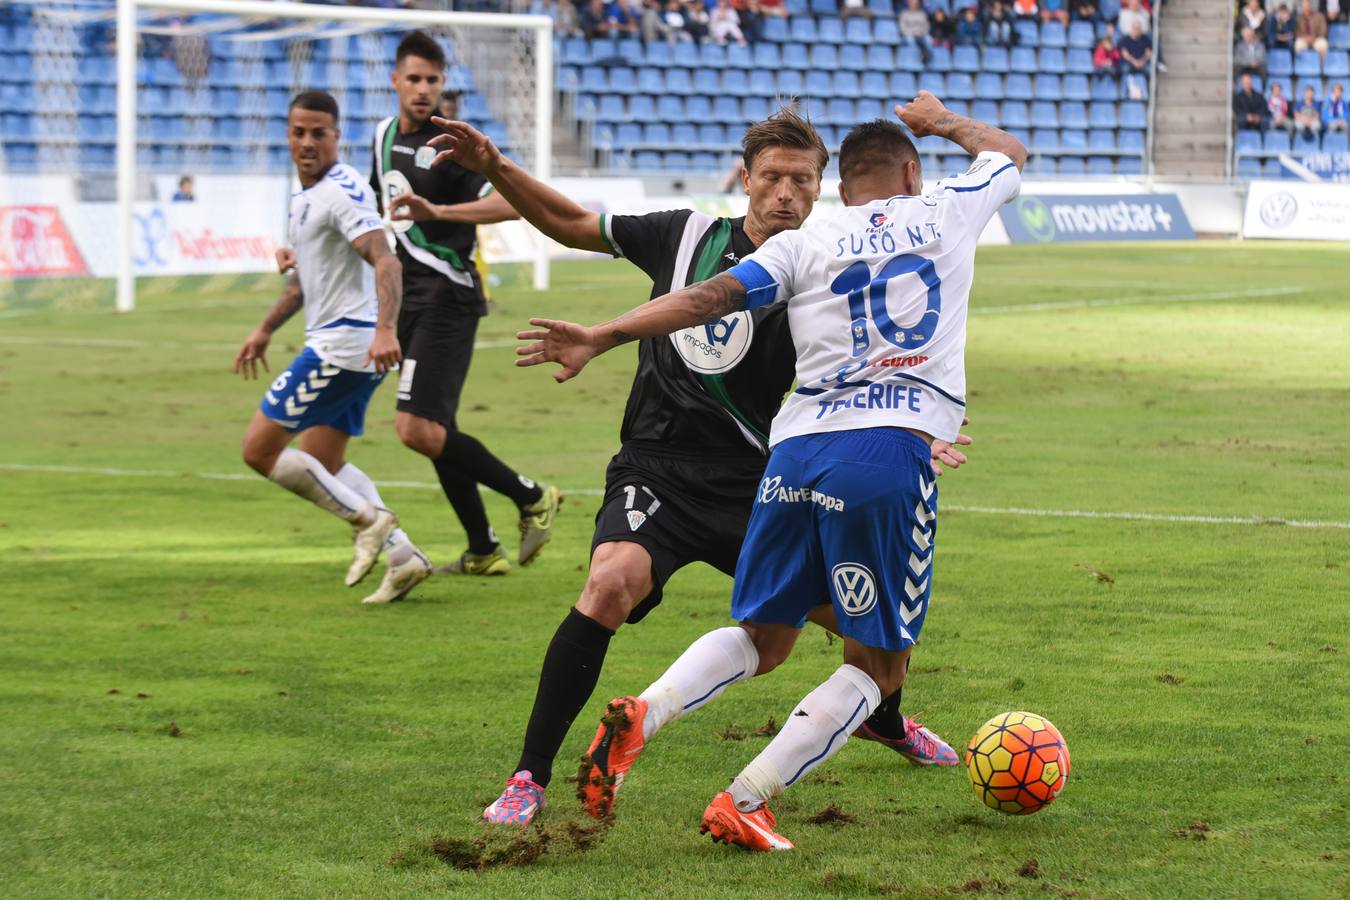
left=741, top=105, right=829, bottom=175
left=288, top=89, right=340, bottom=122
left=397, top=30, right=446, bottom=69
left=441, top=89, right=463, bottom=101
left=838, top=119, right=919, bottom=184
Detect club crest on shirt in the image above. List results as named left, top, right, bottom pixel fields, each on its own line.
left=626, top=510, right=647, bottom=531
left=415, top=145, right=436, bottom=169
left=670, top=311, right=755, bottom=376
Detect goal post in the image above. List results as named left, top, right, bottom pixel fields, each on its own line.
left=115, top=0, right=553, bottom=312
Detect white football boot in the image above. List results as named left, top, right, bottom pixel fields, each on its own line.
left=345, top=508, right=398, bottom=586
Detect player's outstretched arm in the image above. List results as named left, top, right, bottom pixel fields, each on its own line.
left=516, top=272, right=747, bottom=382
left=389, top=188, right=520, bottom=225
left=897, top=91, right=1028, bottom=171
left=234, top=274, right=303, bottom=379
left=426, top=117, right=610, bottom=254
left=352, top=230, right=404, bottom=374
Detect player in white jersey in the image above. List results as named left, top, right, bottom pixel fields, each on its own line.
left=516, top=93, right=1026, bottom=850
left=233, top=90, right=432, bottom=605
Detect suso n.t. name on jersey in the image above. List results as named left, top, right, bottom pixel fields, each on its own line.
left=727, top=151, right=1021, bottom=446
left=288, top=162, right=385, bottom=372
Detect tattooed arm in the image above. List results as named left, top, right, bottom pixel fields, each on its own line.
left=516, top=272, right=748, bottom=382
left=352, top=229, right=404, bottom=373
left=896, top=91, right=1028, bottom=170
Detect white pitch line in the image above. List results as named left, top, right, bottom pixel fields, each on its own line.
left=973, top=285, right=1307, bottom=315
left=0, top=335, right=520, bottom=352
left=3, top=462, right=1347, bottom=529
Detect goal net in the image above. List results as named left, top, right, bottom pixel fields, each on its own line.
left=0, top=0, right=552, bottom=310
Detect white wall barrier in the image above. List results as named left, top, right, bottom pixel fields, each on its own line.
left=1243, top=180, right=1350, bottom=241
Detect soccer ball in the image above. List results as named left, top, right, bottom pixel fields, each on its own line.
left=964, top=711, right=1070, bottom=815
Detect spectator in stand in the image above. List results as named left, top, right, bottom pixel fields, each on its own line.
left=758, top=0, right=787, bottom=17
left=579, top=0, right=611, bottom=37
left=1012, top=0, right=1038, bottom=18
left=683, top=0, right=711, bottom=41
left=840, top=0, right=873, bottom=21
left=1235, top=72, right=1270, bottom=129
left=652, top=0, right=695, bottom=40
left=1294, top=0, right=1329, bottom=60
left=930, top=7, right=958, bottom=45
left=1041, top=0, right=1069, bottom=26
left=1119, top=18, right=1152, bottom=72
left=730, top=0, right=762, bottom=43
left=1118, top=0, right=1150, bottom=35
left=437, top=89, right=462, bottom=120
left=710, top=0, right=747, bottom=43
left=172, top=175, right=195, bottom=202
left=1268, top=4, right=1295, bottom=48
left=1327, top=0, right=1344, bottom=25
left=1268, top=81, right=1294, bottom=130
left=956, top=6, right=983, bottom=43
left=1235, top=25, right=1268, bottom=76
left=606, top=0, right=641, bottom=34
left=1324, top=82, right=1349, bottom=131
left=641, top=0, right=678, bottom=42
left=1238, top=0, right=1266, bottom=34
left=900, top=0, right=934, bottom=62
left=1074, top=0, right=1098, bottom=21
left=1093, top=33, right=1121, bottom=73
left=986, top=0, right=1014, bottom=46
left=1294, top=84, right=1323, bottom=136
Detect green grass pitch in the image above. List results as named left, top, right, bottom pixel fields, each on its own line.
left=1, top=243, right=1347, bottom=898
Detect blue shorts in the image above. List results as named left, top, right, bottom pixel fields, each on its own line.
left=259, top=347, right=385, bottom=436
left=730, top=428, right=937, bottom=653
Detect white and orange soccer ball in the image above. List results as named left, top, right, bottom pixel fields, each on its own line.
left=964, top=711, right=1070, bottom=815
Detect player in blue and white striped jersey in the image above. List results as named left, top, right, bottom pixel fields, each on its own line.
left=233, top=90, right=430, bottom=605
left=518, top=92, right=1026, bottom=850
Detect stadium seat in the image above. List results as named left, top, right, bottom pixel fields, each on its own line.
left=1034, top=74, right=1063, bottom=101
left=1294, top=130, right=1320, bottom=153
left=699, top=43, right=728, bottom=70
left=805, top=69, right=832, bottom=97
left=1091, top=75, right=1120, bottom=101
left=811, top=44, right=839, bottom=69
left=633, top=150, right=662, bottom=171
left=697, top=123, right=726, bottom=149
left=712, top=95, right=741, bottom=123
left=918, top=72, right=947, bottom=97
left=865, top=45, right=894, bottom=70
left=581, top=65, right=608, bottom=93
left=972, top=99, right=1000, bottom=124
left=759, top=17, right=788, bottom=42
left=1063, top=74, right=1091, bottom=102
left=839, top=43, right=867, bottom=72
left=825, top=98, right=855, bottom=125
left=778, top=69, right=805, bottom=96
left=1010, top=46, right=1038, bottom=74
left=1235, top=156, right=1263, bottom=179
left=686, top=95, right=713, bottom=122
left=810, top=0, right=836, bottom=14
left=1117, top=130, right=1145, bottom=152
left=1326, top=52, right=1350, bottom=79
left=1014, top=20, right=1039, bottom=47
left=1234, top=130, right=1263, bottom=155
left=1039, top=48, right=1067, bottom=75
left=748, top=69, right=776, bottom=97
left=1087, top=156, right=1115, bottom=175
left=636, top=67, right=663, bottom=94
left=1087, top=129, right=1117, bottom=151
left=1331, top=23, right=1350, bottom=50
left=819, top=17, right=846, bottom=45
left=1117, top=155, right=1143, bottom=176
left=1268, top=49, right=1293, bottom=78
left=693, top=67, right=720, bottom=95
left=844, top=18, right=871, bottom=45
left=869, top=0, right=896, bottom=13
left=929, top=45, right=953, bottom=72
left=1005, top=73, right=1034, bottom=101
left=613, top=122, right=643, bottom=150
left=953, top=45, right=980, bottom=73
left=1295, top=50, right=1322, bottom=78
left=896, top=44, right=924, bottom=72
left=790, top=16, right=819, bottom=44
left=889, top=71, right=919, bottom=97
left=691, top=151, right=721, bottom=172
left=1068, top=21, right=1095, bottom=49
left=856, top=98, right=886, bottom=120
left=1325, top=130, right=1350, bottom=153
left=785, top=0, right=808, bottom=15
left=1058, top=156, right=1086, bottom=175
left=1088, top=101, right=1118, bottom=128
left=861, top=70, right=889, bottom=98
left=981, top=47, right=1010, bottom=74
left=630, top=94, right=658, bottom=122
left=1067, top=49, right=1094, bottom=75
left=752, top=43, right=781, bottom=69
left=833, top=70, right=861, bottom=97
left=645, top=41, right=673, bottom=67
left=670, top=122, right=695, bottom=147
left=1041, top=22, right=1067, bottom=49
left=946, top=72, right=975, bottom=100
left=1059, top=101, right=1087, bottom=130
left=1295, top=77, right=1323, bottom=99
left=668, top=68, right=695, bottom=94
left=975, top=72, right=1004, bottom=100
left=873, top=18, right=902, bottom=45
left=743, top=96, right=770, bottom=120
left=783, top=42, right=811, bottom=69
left=1060, top=129, right=1087, bottom=151
left=1001, top=101, right=1030, bottom=128
left=1030, top=101, right=1059, bottom=128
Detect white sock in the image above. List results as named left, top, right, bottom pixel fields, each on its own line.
left=638, top=626, right=759, bottom=741
left=268, top=448, right=372, bottom=524
left=728, top=664, right=881, bottom=812
left=336, top=462, right=412, bottom=560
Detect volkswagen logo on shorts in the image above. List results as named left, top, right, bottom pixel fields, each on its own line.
left=831, top=563, right=877, bottom=617
left=1259, top=191, right=1298, bottom=230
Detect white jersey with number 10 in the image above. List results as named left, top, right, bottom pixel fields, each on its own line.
left=728, top=150, right=1021, bottom=446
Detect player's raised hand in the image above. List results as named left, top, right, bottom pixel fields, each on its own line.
left=389, top=191, right=439, bottom=222
left=895, top=91, right=950, bottom=138
left=233, top=329, right=271, bottom=380
left=516, top=318, right=600, bottom=383
left=929, top=416, right=973, bottom=476
left=364, top=328, right=402, bottom=374
left=275, top=248, right=295, bottom=274
left=426, top=118, right=502, bottom=175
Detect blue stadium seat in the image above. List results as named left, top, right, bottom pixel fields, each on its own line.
left=897, top=44, right=924, bottom=72
left=873, top=18, right=902, bottom=45
left=805, top=69, right=832, bottom=97
left=666, top=68, right=693, bottom=94
left=744, top=96, right=770, bottom=120
left=800, top=96, right=827, bottom=121
left=1060, top=129, right=1087, bottom=151
left=1088, top=101, right=1118, bottom=128
left=783, top=42, right=810, bottom=69
left=1030, top=101, right=1059, bottom=128
left=614, top=122, right=643, bottom=149
left=752, top=43, right=781, bottom=69
left=1087, top=156, right=1115, bottom=175
left=1331, top=23, right=1350, bottom=50
left=981, top=47, right=1010, bottom=73
left=1014, top=20, right=1039, bottom=47
left=1326, top=52, right=1350, bottom=78
left=1294, top=130, right=1320, bottom=153
left=671, top=122, right=696, bottom=146
left=1034, top=74, right=1063, bottom=100
left=616, top=38, right=643, bottom=66
left=785, top=0, right=809, bottom=14
left=1234, top=130, right=1263, bottom=154
left=1091, top=75, right=1120, bottom=101
left=975, top=72, right=1004, bottom=99
left=645, top=41, right=673, bottom=67
left=748, top=69, right=777, bottom=96
left=1117, top=156, right=1143, bottom=175
left=697, top=123, right=727, bottom=148
left=861, top=70, right=889, bottom=98
left=1087, top=129, right=1117, bottom=151
left=865, top=45, right=894, bottom=70
left=972, top=99, right=1000, bottom=124
left=1067, top=49, right=1094, bottom=75
left=811, top=44, right=839, bottom=69
left=694, top=68, right=720, bottom=95
left=947, top=73, right=975, bottom=101
left=889, top=71, right=919, bottom=97
left=699, top=42, right=728, bottom=69
left=713, top=95, right=741, bottom=123
left=1060, top=101, right=1088, bottom=129
left=557, top=65, right=580, bottom=93
left=1117, top=130, right=1145, bottom=152
left=929, top=45, right=953, bottom=72
left=1005, top=73, right=1034, bottom=101
left=1295, top=76, right=1323, bottom=99
left=1068, top=21, right=1095, bottom=49
left=1010, top=46, right=1037, bottom=74
left=1294, top=50, right=1322, bottom=77
left=1039, top=48, right=1067, bottom=74
left=691, top=151, right=722, bottom=172
left=1001, top=101, right=1030, bottom=128
left=762, top=17, right=790, bottom=43
left=581, top=65, right=608, bottom=93
left=597, top=93, right=626, bottom=121
left=845, top=18, right=871, bottom=44
left=1058, top=156, right=1086, bottom=175
left=686, top=95, right=713, bottom=121
left=778, top=70, right=805, bottom=95
left=870, top=0, right=896, bottom=13
left=856, top=98, right=886, bottom=120
left=1263, top=158, right=1287, bottom=177
left=636, top=67, right=664, bottom=94
left=810, top=0, right=836, bottom=13
left=633, top=150, right=662, bottom=171
left=630, top=94, right=658, bottom=122
left=1031, top=128, right=1060, bottom=151
left=1268, top=49, right=1293, bottom=78
left=1041, top=22, right=1067, bottom=49
left=839, top=44, right=867, bottom=72
left=1119, top=101, right=1146, bottom=129
left=825, top=97, right=855, bottom=125
left=833, top=71, right=861, bottom=97
left=918, top=72, right=947, bottom=96
left=792, top=15, right=821, bottom=43
left=1063, top=74, right=1091, bottom=102
left=819, top=17, right=845, bottom=45
left=953, top=44, right=980, bottom=73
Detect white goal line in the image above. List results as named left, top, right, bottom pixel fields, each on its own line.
left=3, top=463, right=1348, bottom=531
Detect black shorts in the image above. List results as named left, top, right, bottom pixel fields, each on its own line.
left=395, top=303, right=481, bottom=429
left=591, top=442, right=767, bottom=624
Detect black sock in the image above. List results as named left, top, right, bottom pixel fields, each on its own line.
left=430, top=455, right=497, bottom=554
left=515, top=608, right=616, bottom=787
left=863, top=687, right=907, bottom=741
left=439, top=430, right=542, bottom=509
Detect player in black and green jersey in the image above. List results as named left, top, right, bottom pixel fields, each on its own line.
left=428, top=109, right=964, bottom=826
left=372, top=31, right=561, bottom=576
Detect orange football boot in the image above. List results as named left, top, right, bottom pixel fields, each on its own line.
left=700, top=790, right=795, bottom=851
left=576, top=696, right=648, bottom=819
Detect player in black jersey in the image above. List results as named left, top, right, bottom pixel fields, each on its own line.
left=372, top=32, right=561, bottom=576
left=428, top=110, right=965, bottom=826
